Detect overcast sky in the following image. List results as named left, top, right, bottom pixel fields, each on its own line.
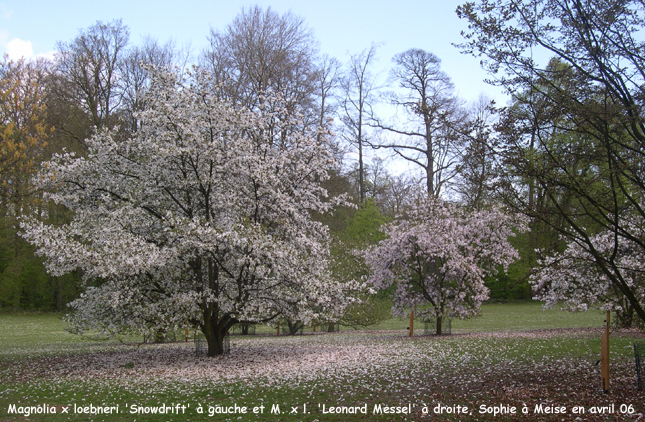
left=0, top=0, right=508, bottom=105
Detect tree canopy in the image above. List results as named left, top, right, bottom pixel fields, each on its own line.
left=21, top=67, right=357, bottom=355
left=365, top=196, right=524, bottom=334
left=458, top=0, right=645, bottom=323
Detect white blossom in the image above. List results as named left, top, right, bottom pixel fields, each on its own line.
left=531, top=219, right=645, bottom=326
left=365, top=196, right=524, bottom=332
left=21, top=67, right=357, bottom=355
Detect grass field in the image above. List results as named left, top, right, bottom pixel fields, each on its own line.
left=1, top=303, right=644, bottom=422
left=0, top=302, right=607, bottom=349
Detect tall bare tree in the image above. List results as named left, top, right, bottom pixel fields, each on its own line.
left=340, top=44, right=380, bottom=204
left=201, top=6, right=319, bottom=122
left=55, top=20, right=130, bottom=132
left=371, top=49, right=465, bottom=198
left=315, top=54, right=341, bottom=142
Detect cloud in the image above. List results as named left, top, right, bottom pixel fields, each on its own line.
left=36, top=50, right=56, bottom=61
left=6, top=38, right=33, bottom=60
left=1, top=36, right=56, bottom=62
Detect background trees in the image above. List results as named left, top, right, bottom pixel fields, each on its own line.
left=458, top=0, right=645, bottom=324
left=0, top=57, right=56, bottom=310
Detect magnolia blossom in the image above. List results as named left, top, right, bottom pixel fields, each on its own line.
left=21, top=67, right=358, bottom=355
left=531, top=224, right=645, bottom=327
left=365, top=196, right=523, bottom=334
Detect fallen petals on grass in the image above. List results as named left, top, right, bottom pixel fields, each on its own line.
left=2, top=329, right=644, bottom=421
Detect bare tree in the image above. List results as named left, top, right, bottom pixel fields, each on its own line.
left=380, top=174, right=420, bottom=216
left=340, top=44, right=380, bottom=204
left=201, top=6, right=319, bottom=120
left=55, top=20, right=130, bottom=131
left=315, top=54, right=341, bottom=142
left=120, top=37, right=178, bottom=132
left=371, top=49, right=465, bottom=198
left=453, top=95, right=499, bottom=210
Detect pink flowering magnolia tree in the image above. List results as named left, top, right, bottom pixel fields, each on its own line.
left=365, top=197, right=524, bottom=334
left=21, top=67, right=359, bottom=356
left=531, top=222, right=645, bottom=328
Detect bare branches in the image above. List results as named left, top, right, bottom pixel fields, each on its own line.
left=202, top=6, right=319, bottom=117
left=340, top=44, right=381, bottom=204
left=458, top=0, right=645, bottom=323
left=368, top=49, right=466, bottom=197
left=55, top=20, right=130, bottom=130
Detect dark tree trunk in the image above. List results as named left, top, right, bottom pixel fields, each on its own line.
left=154, top=329, right=166, bottom=343
left=287, top=320, right=304, bottom=335
left=202, top=308, right=234, bottom=356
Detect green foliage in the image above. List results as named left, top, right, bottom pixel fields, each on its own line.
left=485, top=268, right=531, bottom=301
left=329, top=198, right=392, bottom=327
left=339, top=296, right=392, bottom=329
left=0, top=216, right=82, bottom=311
left=484, top=230, right=533, bottom=301
left=0, top=223, right=46, bottom=310
left=342, top=198, right=388, bottom=245
left=330, top=199, right=389, bottom=281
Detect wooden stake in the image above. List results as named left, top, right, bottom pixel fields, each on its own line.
left=600, top=310, right=610, bottom=393
left=409, top=310, right=414, bottom=337
left=276, top=321, right=280, bottom=336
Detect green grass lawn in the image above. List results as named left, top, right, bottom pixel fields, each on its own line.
left=0, top=304, right=643, bottom=422
left=354, top=301, right=606, bottom=332
left=0, top=302, right=606, bottom=348
left=0, top=313, right=85, bottom=347
left=450, top=302, right=607, bottom=333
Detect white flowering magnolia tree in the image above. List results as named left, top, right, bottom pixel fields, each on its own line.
left=21, top=68, right=357, bottom=356
left=531, top=223, right=645, bottom=328
left=365, top=197, right=523, bottom=334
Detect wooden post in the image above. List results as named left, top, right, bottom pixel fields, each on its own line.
left=409, top=310, right=414, bottom=337
left=312, top=324, right=316, bottom=332
left=276, top=321, right=280, bottom=336
left=600, top=310, right=610, bottom=393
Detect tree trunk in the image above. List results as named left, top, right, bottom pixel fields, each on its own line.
left=56, top=277, right=63, bottom=312
left=436, top=315, right=443, bottom=336
left=358, top=124, right=365, bottom=204
left=204, top=329, right=226, bottom=356
left=287, top=320, right=303, bottom=335
left=202, top=310, right=232, bottom=356
left=154, top=329, right=166, bottom=343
